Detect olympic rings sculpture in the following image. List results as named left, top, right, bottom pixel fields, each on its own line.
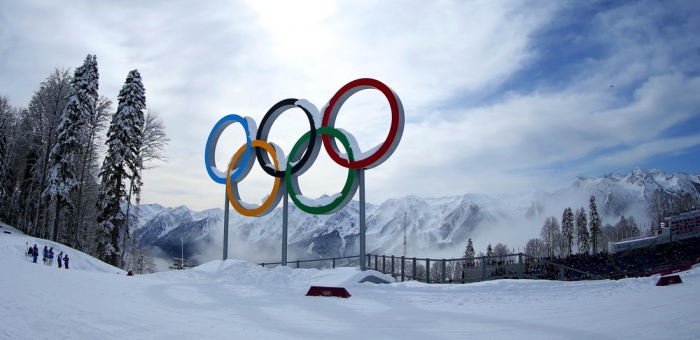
left=205, top=78, right=404, bottom=217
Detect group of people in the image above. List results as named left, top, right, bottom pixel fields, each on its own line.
left=463, top=236, right=700, bottom=281
left=545, top=236, right=700, bottom=280
left=28, top=244, right=69, bottom=269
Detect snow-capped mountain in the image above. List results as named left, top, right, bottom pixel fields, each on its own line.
left=135, top=168, right=700, bottom=264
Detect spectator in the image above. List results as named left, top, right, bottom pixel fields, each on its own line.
left=47, top=247, right=54, bottom=267
left=32, top=244, right=38, bottom=263
left=57, top=251, right=63, bottom=268
left=63, top=254, right=69, bottom=270
left=42, top=246, right=48, bottom=265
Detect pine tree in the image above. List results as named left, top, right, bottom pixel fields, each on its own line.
left=463, top=238, right=474, bottom=259
left=96, top=69, right=145, bottom=267
left=589, top=196, right=602, bottom=253
left=561, top=207, right=574, bottom=256
left=44, top=55, right=98, bottom=242
left=575, top=206, right=589, bottom=254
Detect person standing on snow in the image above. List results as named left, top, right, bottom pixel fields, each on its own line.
left=47, top=247, right=54, bottom=267
left=57, top=251, right=63, bottom=268
left=42, top=246, right=49, bottom=265
left=63, top=254, right=69, bottom=270
left=32, top=244, right=38, bottom=263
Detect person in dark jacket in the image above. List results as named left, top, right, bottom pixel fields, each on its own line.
left=48, top=247, right=54, bottom=267
left=42, top=246, right=49, bottom=265
left=63, top=254, right=69, bottom=270
left=32, top=244, right=38, bottom=263
left=57, top=251, right=63, bottom=268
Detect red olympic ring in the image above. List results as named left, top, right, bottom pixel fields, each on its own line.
left=322, top=78, right=405, bottom=169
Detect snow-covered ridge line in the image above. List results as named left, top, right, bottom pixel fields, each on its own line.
left=135, top=167, right=700, bottom=262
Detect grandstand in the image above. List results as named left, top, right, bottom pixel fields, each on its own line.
left=608, top=208, right=700, bottom=253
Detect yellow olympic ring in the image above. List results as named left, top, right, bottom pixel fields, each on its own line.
left=226, top=140, right=282, bottom=217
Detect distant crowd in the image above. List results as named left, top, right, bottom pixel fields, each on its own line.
left=533, top=237, right=700, bottom=280
left=474, top=236, right=700, bottom=281
left=28, top=244, right=69, bottom=269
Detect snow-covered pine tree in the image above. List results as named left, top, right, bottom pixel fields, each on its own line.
left=575, top=206, right=589, bottom=254
left=463, top=238, right=475, bottom=263
left=589, top=196, right=603, bottom=253
left=96, top=69, right=145, bottom=267
left=561, top=207, right=574, bottom=256
left=485, top=243, right=493, bottom=265
left=44, top=55, right=98, bottom=242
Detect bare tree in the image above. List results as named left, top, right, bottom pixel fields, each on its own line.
left=24, top=69, right=72, bottom=238
left=121, top=108, right=169, bottom=266
left=140, top=109, right=169, bottom=169
left=524, top=238, right=545, bottom=258
left=647, top=189, right=669, bottom=235
left=71, top=95, right=113, bottom=251
left=672, top=192, right=697, bottom=214
left=540, top=216, right=560, bottom=257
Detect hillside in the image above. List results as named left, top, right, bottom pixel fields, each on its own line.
left=2, top=220, right=700, bottom=339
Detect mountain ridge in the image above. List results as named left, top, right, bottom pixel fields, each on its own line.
left=135, top=167, right=700, bottom=264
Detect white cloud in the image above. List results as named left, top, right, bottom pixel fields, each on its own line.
left=1, top=1, right=699, bottom=212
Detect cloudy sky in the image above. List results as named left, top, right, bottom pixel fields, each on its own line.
left=1, top=0, right=699, bottom=212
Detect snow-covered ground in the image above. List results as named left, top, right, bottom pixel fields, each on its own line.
left=1, top=222, right=699, bottom=339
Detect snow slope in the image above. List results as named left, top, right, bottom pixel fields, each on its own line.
left=1, top=223, right=699, bottom=339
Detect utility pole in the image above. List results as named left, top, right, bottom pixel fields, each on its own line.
left=403, top=212, right=407, bottom=257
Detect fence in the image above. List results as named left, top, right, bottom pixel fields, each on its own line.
left=258, top=253, right=601, bottom=283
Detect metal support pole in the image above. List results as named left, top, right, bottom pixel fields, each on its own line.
left=297, top=260, right=300, bottom=268
left=559, top=264, right=565, bottom=281
left=282, top=181, right=288, bottom=266
left=441, top=259, right=446, bottom=283
left=359, top=169, right=366, bottom=270
left=374, top=254, right=378, bottom=270
left=412, top=257, right=417, bottom=281
left=382, top=255, right=386, bottom=273
left=426, top=258, right=430, bottom=283
left=223, top=191, right=229, bottom=261
left=518, top=253, right=523, bottom=279
left=401, top=256, right=405, bottom=282
left=391, top=255, right=395, bottom=275
left=332, top=258, right=336, bottom=269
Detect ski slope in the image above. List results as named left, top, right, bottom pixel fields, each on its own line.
left=1, top=222, right=699, bottom=339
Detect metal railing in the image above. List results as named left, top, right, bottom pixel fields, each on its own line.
left=258, top=253, right=601, bottom=283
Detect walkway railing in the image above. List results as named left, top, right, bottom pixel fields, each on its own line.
left=258, top=253, right=601, bottom=283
